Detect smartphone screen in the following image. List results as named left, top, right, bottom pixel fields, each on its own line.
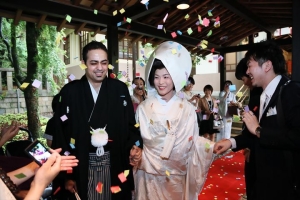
left=25, top=140, right=51, bottom=166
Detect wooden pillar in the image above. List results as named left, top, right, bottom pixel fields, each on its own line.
left=132, top=41, right=137, bottom=79
left=107, top=22, right=119, bottom=73
left=219, top=51, right=225, bottom=91
left=248, top=34, right=254, bottom=44
left=292, top=0, right=300, bottom=81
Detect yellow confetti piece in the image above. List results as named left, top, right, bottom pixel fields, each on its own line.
left=163, top=28, right=166, bottom=34
left=20, top=82, right=29, bottom=89
left=214, top=21, right=220, bottom=28
left=115, top=60, right=119, bottom=63
left=171, top=48, right=177, bottom=54
left=108, top=64, right=114, bottom=70
left=79, top=64, right=87, bottom=70
left=119, top=8, right=125, bottom=14
left=166, top=170, right=170, bottom=176
left=150, top=119, right=153, bottom=125
left=55, top=34, right=61, bottom=45
left=179, top=103, right=183, bottom=108
left=202, top=40, right=208, bottom=45
left=236, top=92, right=243, bottom=97
left=70, top=138, right=75, bottom=144
left=184, top=14, right=189, bottom=19
left=124, top=170, right=129, bottom=177
left=113, top=10, right=118, bottom=16
left=205, top=142, right=210, bottom=149
left=134, top=123, right=140, bottom=128
left=200, top=44, right=207, bottom=49
left=94, top=9, right=98, bottom=15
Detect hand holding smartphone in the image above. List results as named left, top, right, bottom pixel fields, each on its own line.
left=25, top=140, right=51, bottom=166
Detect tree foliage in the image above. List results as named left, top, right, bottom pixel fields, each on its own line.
left=0, top=18, right=66, bottom=93
left=0, top=17, right=67, bottom=138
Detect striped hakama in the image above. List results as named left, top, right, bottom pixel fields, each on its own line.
left=88, top=152, right=111, bottom=200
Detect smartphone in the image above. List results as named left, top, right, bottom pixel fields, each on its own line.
left=24, top=140, right=51, bottom=166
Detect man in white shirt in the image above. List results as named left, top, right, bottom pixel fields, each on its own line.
left=214, top=40, right=300, bottom=200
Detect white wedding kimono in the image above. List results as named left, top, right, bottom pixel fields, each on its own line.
left=134, top=94, right=215, bottom=200
left=0, top=179, right=16, bottom=200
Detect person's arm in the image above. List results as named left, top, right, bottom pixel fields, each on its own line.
left=7, top=162, right=39, bottom=186
left=24, top=152, right=62, bottom=200
left=7, top=148, right=78, bottom=186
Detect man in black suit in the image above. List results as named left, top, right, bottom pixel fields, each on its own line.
left=233, top=58, right=263, bottom=200
left=214, top=40, right=300, bottom=200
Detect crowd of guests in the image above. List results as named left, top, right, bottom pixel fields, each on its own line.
left=1, top=39, right=299, bottom=200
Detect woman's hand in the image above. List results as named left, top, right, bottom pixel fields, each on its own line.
left=25, top=151, right=63, bottom=200
left=191, top=94, right=200, bottom=102
left=129, top=145, right=142, bottom=166
left=50, top=148, right=79, bottom=171
left=0, top=121, right=19, bottom=145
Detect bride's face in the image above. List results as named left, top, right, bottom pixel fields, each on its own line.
left=154, top=68, right=174, bottom=102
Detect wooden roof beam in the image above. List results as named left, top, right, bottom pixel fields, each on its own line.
left=37, top=14, right=47, bottom=29
left=92, top=0, right=106, bottom=10
left=72, top=0, right=82, bottom=6
left=14, top=9, right=22, bottom=25
left=75, top=22, right=87, bottom=34
left=132, top=35, right=143, bottom=43
left=213, top=0, right=271, bottom=33
left=119, top=32, right=132, bottom=41
left=57, top=18, right=67, bottom=32
left=91, top=27, right=101, bottom=37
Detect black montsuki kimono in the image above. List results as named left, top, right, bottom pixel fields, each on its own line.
left=51, top=75, right=142, bottom=200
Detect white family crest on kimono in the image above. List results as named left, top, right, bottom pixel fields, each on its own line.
left=90, top=125, right=108, bottom=156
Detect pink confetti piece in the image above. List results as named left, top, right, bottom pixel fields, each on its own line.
left=60, top=115, right=68, bottom=121
left=202, top=17, right=210, bottom=27
left=32, top=79, right=42, bottom=88
left=118, top=172, right=127, bottom=183
left=69, top=74, right=75, bottom=81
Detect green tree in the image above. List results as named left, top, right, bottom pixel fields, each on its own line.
left=0, top=17, right=66, bottom=138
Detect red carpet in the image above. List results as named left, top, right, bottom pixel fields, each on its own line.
left=198, top=151, right=246, bottom=200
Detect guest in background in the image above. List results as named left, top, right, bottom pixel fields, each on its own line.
left=182, top=76, right=200, bottom=109
left=217, top=80, right=237, bottom=141
left=44, top=94, right=60, bottom=147
left=182, top=76, right=201, bottom=128
left=198, top=84, right=218, bottom=141
left=131, top=77, right=147, bottom=113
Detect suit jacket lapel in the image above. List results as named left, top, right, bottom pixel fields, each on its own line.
left=261, top=76, right=288, bottom=121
